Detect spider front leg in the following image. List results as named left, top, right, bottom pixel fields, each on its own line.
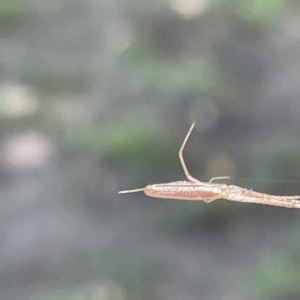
left=178, top=124, right=229, bottom=185
left=178, top=123, right=203, bottom=183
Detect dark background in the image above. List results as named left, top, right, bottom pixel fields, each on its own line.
left=1, top=0, right=300, bottom=299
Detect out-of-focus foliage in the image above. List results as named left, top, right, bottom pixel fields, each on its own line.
left=251, top=133, right=300, bottom=195
left=21, top=68, right=92, bottom=96
left=30, top=250, right=146, bottom=300
left=0, top=0, right=25, bottom=35
left=121, top=41, right=223, bottom=95
left=215, top=0, right=288, bottom=26
left=1, top=0, right=300, bottom=299
left=243, top=227, right=300, bottom=300
left=249, top=254, right=300, bottom=299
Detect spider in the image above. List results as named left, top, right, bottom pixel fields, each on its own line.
left=119, top=123, right=300, bottom=209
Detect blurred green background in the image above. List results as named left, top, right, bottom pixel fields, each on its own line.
left=1, top=0, right=300, bottom=299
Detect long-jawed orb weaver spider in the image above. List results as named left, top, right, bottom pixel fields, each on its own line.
left=119, top=123, right=300, bottom=209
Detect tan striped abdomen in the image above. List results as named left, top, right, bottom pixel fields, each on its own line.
left=144, top=181, right=221, bottom=201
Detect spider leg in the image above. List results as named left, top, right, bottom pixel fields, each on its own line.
left=203, top=198, right=218, bottom=203
left=178, top=123, right=202, bottom=183
left=209, top=176, right=230, bottom=183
